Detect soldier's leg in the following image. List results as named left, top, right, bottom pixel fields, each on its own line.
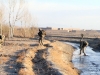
left=39, top=37, right=42, bottom=45
left=82, top=47, right=86, bottom=56
left=80, top=49, right=82, bottom=55
left=39, top=37, right=44, bottom=45
left=41, top=37, right=43, bottom=45
left=79, top=46, right=82, bottom=55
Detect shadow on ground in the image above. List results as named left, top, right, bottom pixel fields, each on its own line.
left=3, top=49, right=27, bottom=75
left=32, top=49, right=62, bottom=75
left=30, top=44, right=39, bottom=47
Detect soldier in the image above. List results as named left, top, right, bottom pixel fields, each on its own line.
left=38, top=29, right=46, bottom=45
left=80, top=34, right=88, bottom=56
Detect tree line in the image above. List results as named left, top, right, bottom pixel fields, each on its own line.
left=0, top=0, right=38, bottom=38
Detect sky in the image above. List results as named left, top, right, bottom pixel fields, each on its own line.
left=3, top=0, right=100, bottom=30
left=28, top=0, right=100, bottom=30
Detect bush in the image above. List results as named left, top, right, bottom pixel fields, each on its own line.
left=0, top=24, right=38, bottom=38
left=14, top=27, right=38, bottom=38
left=0, top=24, right=9, bottom=37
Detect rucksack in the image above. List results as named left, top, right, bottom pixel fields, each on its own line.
left=38, top=30, right=42, bottom=37
left=0, top=35, right=2, bottom=39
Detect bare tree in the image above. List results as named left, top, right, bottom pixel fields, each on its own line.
left=20, top=9, right=30, bottom=37
left=0, top=0, right=37, bottom=38
left=0, top=3, right=5, bottom=35
left=21, top=9, right=38, bottom=37
left=7, top=0, right=26, bottom=38
left=0, top=8, right=3, bottom=35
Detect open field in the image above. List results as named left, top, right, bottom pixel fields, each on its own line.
left=45, top=30, right=100, bottom=52
left=0, top=38, right=79, bottom=75
left=0, top=30, right=100, bottom=75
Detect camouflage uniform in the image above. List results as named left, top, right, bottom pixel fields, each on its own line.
left=80, top=34, right=88, bottom=55
left=38, top=29, right=46, bottom=45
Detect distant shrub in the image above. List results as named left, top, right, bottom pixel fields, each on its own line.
left=0, top=24, right=9, bottom=37
left=29, top=27, right=38, bottom=37
left=14, top=27, right=38, bottom=38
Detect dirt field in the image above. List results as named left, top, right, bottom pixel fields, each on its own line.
left=45, top=30, right=100, bottom=52
left=0, top=37, right=79, bottom=75
left=0, top=38, right=38, bottom=75
left=0, top=30, right=100, bottom=75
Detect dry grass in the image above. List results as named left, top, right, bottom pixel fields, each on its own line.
left=2, top=24, right=9, bottom=37
left=48, top=41, right=79, bottom=75
left=16, top=40, right=79, bottom=75
left=0, top=57, right=9, bottom=64
left=17, top=48, right=38, bottom=75
left=0, top=24, right=38, bottom=38
left=46, top=30, right=100, bottom=38
left=14, top=27, right=38, bottom=38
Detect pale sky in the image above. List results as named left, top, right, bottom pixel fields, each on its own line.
left=2, top=0, right=100, bottom=30
left=11, top=0, right=100, bottom=29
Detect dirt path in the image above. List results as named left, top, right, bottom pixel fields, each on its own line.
left=16, top=40, right=79, bottom=75
left=0, top=39, right=79, bottom=75
left=32, top=48, right=62, bottom=75
left=0, top=40, right=38, bottom=75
